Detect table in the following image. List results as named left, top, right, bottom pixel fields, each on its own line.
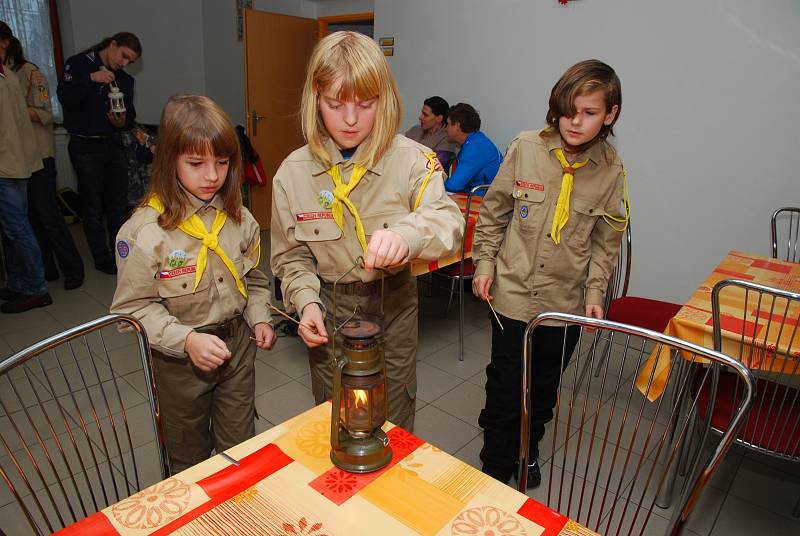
left=412, top=192, right=482, bottom=362
left=56, top=403, right=596, bottom=536
left=637, top=250, right=800, bottom=400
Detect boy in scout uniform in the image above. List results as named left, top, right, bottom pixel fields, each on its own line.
left=111, top=95, right=276, bottom=473
left=270, top=32, right=463, bottom=431
left=472, top=60, right=628, bottom=488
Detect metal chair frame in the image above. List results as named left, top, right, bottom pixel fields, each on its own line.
left=0, top=314, right=169, bottom=535
left=519, top=312, right=755, bottom=535
left=432, top=184, right=490, bottom=361
left=710, top=279, right=800, bottom=516
left=771, top=206, right=800, bottom=262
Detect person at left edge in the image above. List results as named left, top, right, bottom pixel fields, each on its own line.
left=6, top=36, right=85, bottom=290
left=57, top=31, right=141, bottom=275
left=0, top=21, right=52, bottom=314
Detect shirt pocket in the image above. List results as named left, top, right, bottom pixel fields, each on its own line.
left=294, top=219, right=342, bottom=243
left=566, top=198, right=603, bottom=248
left=361, top=211, right=408, bottom=238
left=157, top=273, right=210, bottom=324
left=511, top=182, right=546, bottom=229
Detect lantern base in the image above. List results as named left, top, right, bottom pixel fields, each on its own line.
left=331, top=429, right=392, bottom=473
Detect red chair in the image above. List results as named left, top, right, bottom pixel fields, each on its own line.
left=583, top=223, right=682, bottom=381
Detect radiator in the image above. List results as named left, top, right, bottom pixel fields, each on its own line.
left=53, top=127, right=77, bottom=191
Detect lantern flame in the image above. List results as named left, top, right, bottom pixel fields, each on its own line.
left=353, top=389, right=368, bottom=407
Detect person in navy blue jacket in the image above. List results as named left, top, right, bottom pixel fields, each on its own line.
left=57, top=32, right=141, bottom=274
left=443, top=103, right=502, bottom=194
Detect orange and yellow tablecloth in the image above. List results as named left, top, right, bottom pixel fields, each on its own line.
left=411, top=192, right=482, bottom=277
left=56, top=402, right=595, bottom=536
left=638, top=250, right=800, bottom=400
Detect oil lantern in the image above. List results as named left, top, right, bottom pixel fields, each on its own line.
left=330, top=320, right=392, bottom=473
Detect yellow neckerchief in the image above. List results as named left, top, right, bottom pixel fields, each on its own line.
left=147, top=195, right=247, bottom=298
left=324, top=151, right=439, bottom=255
left=326, top=162, right=370, bottom=255
left=550, top=148, right=588, bottom=245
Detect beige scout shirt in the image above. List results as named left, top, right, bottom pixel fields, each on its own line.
left=0, top=65, right=42, bottom=178
left=15, top=62, right=55, bottom=160
left=473, top=129, right=624, bottom=323
left=271, top=134, right=464, bottom=316
left=111, top=192, right=272, bottom=358
left=404, top=125, right=460, bottom=154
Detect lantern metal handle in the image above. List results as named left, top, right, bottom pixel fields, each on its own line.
left=330, top=357, right=348, bottom=450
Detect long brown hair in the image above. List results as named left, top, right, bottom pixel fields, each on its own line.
left=545, top=59, right=622, bottom=144
left=300, top=31, right=401, bottom=169
left=145, top=95, right=243, bottom=229
left=82, top=31, right=142, bottom=56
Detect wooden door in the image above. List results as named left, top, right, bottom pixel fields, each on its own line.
left=244, top=10, right=317, bottom=229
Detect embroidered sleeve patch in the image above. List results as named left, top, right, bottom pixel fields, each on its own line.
left=116, top=240, right=131, bottom=259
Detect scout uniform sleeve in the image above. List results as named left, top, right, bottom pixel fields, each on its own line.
left=241, top=214, right=272, bottom=327
left=390, top=150, right=463, bottom=262
left=110, top=226, right=194, bottom=358
left=269, top=164, right=324, bottom=315
left=57, top=56, right=94, bottom=106
left=473, top=138, right=519, bottom=278
left=585, top=168, right=625, bottom=306
left=27, top=67, right=53, bottom=126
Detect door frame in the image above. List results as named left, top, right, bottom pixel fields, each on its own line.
left=316, top=11, right=374, bottom=38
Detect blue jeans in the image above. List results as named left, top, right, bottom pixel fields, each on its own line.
left=0, top=178, right=47, bottom=295
left=67, top=136, right=129, bottom=266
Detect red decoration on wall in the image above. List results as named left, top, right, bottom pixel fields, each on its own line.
left=559, top=0, right=570, bottom=4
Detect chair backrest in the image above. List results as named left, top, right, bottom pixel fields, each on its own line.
left=458, top=183, right=490, bottom=279
left=771, top=207, right=800, bottom=262
left=604, top=222, right=632, bottom=313
left=711, top=279, right=800, bottom=459
left=0, top=314, right=168, bottom=535
left=520, top=312, right=754, bottom=536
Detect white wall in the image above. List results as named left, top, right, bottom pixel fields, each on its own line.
left=202, top=0, right=245, bottom=125
left=376, top=0, right=800, bottom=303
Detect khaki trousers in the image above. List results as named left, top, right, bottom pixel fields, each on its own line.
left=308, top=275, right=418, bottom=431
left=153, top=316, right=256, bottom=474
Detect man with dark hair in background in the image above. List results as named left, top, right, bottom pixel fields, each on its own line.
left=444, top=102, right=502, bottom=194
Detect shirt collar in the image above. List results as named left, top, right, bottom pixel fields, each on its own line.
left=541, top=128, right=602, bottom=166
left=179, top=182, right=225, bottom=216
left=310, top=136, right=385, bottom=177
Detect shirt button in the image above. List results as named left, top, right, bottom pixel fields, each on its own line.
left=314, top=228, right=320, bottom=235
left=383, top=223, right=389, bottom=229
left=218, top=277, right=224, bottom=283
left=181, top=283, right=187, bottom=289
left=589, top=209, right=594, bottom=214
left=533, top=291, right=538, bottom=297
left=540, top=264, right=544, bottom=268
left=524, top=193, right=529, bottom=198
left=546, top=232, right=551, bottom=238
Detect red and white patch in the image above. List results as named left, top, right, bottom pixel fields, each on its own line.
left=157, top=265, right=197, bottom=279
left=427, top=155, right=443, bottom=172
left=296, top=212, right=334, bottom=222
left=515, top=179, right=544, bottom=191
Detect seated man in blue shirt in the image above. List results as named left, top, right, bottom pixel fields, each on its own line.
left=444, top=103, right=502, bottom=194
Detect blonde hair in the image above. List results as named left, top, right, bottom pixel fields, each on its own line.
left=145, top=95, right=243, bottom=229
left=300, top=31, right=401, bottom=169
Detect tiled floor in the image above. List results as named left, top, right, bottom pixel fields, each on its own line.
left=1, top=227, right=800, bottom=535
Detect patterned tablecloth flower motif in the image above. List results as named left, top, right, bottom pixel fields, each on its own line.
left=110, top=477, right=192, bottom=529
left=296, top=419, right=331, bottom=458
left=324, top=469, right=359, bottom=494
left=450, top=505, right=527, bottom=536
left=282, top=516, right=328, bottom=535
